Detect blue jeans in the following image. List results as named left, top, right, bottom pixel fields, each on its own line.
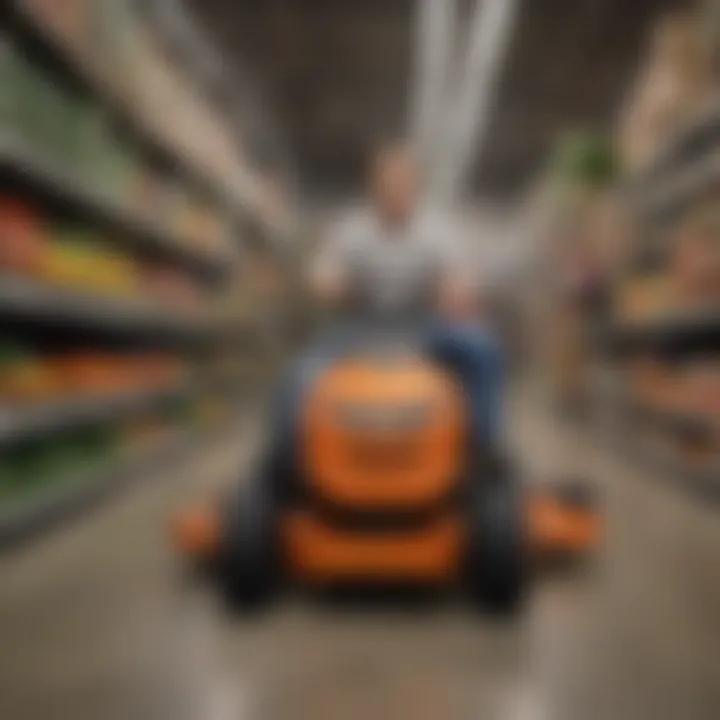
left=425, top=323, right=504, bottom=445
left=270, top=323, right=504, bottom=464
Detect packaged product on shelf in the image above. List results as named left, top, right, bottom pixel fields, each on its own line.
left=0, top=456, right=18, bottom=501
left=184, top=202, right=206, bottom=249
left=0, top=442, right=54, bottom=501
left=141, top=262, right=204, bottom=313
left=173, top=196, right=227, bottom=253
left=164, top=184, right=196, bottom=247
left=614, top=274, right=675, bottom=323
left=0, top=423, right=119, bottom=504
left=0, top=35, right=20, bottom=132
left=680, top=362, right=720, bottom=416
left=76, top=106, right=112, bottom=190
left=0, top=341, right=59, bottom=403
left=628, top=358, right=720, bottom=440
left=93, top=250, right=139, bottom=297
left=3, top=43, right=85, bottom=173
left=40, top=227, right=138, bottom=296
left=21, top=0, right=93, bottom=54
left=44, top=350, right=184, bottom=398
left=30, top=59, right=74, bottom=163
left=205, top=350, right=244, bottom=385
left=197, top=396, right=233, bottom=429
left=121, top=414, right=177, bottom=454
left=12, top=50, right=51, bottom=149
left=53, top=353, right=121, bottom=396
left=0, top=198, right=48, bottom=276
left=193, top=206, right=227, bottom=253
left=94, top=0, right=145, bottom=106
left=119, top=352, right=184, bottom=390
left=43, top=73, right=81, bottom=165
left=678, top=432, right=719, bottom=471
left=128, top=165, right=166, bottom=222
left=110, top=139, right=140, bottom=206
left=39, top=233, right=95, bottom=289
left=617, top=11, right=712, bottom=172
left=145, top=353, right=187, bottom=386
left=671, top=202, right=720, bottom=308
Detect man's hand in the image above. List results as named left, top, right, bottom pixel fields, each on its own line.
left=310, top=265, right=347, bottom=306
left=437, top=276, right=479, bottom=321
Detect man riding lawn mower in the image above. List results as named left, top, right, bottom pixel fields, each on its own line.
left=172, top=144, right=600, bottom=612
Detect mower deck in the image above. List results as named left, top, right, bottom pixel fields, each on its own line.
left=172, top=487, right=601, bottom=574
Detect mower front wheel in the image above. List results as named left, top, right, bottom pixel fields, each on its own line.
left=466, top=476, right=527, bottom=614
left=217, top=476, right=281, bottom=610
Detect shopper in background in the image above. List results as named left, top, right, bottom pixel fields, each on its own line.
left=551, top=197, right=618, bottom=416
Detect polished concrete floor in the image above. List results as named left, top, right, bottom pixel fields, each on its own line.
left=2, top=401, right=720, bottom=720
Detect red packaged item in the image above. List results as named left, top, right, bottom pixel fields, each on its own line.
left=0, top=198, right=49, bottom=276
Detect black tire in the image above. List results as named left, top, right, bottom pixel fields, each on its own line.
left=216, top=476, right=281, bottom=610
left=466, top=473, right=527, bottom=614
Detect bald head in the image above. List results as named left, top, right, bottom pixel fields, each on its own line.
left=369, top=142, right=421, bottom=227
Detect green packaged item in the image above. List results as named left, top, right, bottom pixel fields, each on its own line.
left=78, top=107, right=112, bottom=190
left=9, top=50, right=35, bottom=144
left=0, top=340, right=33, bottom=367
left=0, top=35, right=19, bottom=134
left=0, top=422, right=122, bottom=508
left=52, top=224, right=100, bottom=251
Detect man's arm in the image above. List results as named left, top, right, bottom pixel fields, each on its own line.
left=308, top=218, right=355, bottom=306
left=438, top=275, right=478, bottom=319
left=310, top=257, right=346, bottom=304
left=434, top=217, right=480, bottom=320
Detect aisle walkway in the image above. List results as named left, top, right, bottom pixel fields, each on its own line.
left=1, top=401, right=720, bottom=720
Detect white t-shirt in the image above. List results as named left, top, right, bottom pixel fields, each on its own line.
left=313, top=207, right=467, bottom=319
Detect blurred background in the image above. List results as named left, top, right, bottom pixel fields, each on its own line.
left=1, top=1, right=719, bottom=719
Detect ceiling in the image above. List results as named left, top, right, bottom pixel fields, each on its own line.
left=188, top=0, right=688, bottom=201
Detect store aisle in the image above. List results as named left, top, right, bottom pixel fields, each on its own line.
left=0, top=421, right=261, bottom=720
left=1, top=400, right=720, bottom=720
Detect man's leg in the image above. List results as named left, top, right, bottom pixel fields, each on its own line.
left=426, top=323, right=505, bottom=447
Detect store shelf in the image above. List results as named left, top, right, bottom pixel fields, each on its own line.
left=626, top=93, right=720, bottom=193
left=607, top=310, right=720, bottom=356
left=0, top=385, right=187, bottom=448
left=0, top=374, right=254, bottom=450
left=634, top=149, right=720, bottom=216
left=0, top=273, right=210, bottom=340
left=601, top=382, right=720, bottom=496
left=628, top=399, right=720, bottom=440
left=0, top=133, right=234, bottom=278
left=618, top=428, right=720, bottom=496
left=0, top=428, right=187, bottom=547
left=0, top=401, right=249, bottom=548
left=7, top=0, right=265, bottom=234
left=8, top=2, right=205, bottom=188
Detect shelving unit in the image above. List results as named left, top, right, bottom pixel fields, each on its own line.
left=0, top=273, right=209, bottom=338
left=632, top=149, right=720, bottom=218
left=0, top=407, right=247, bottom=547
left=6, top=0, right=266, bottom=232
left=625, top=93, right=720, bottom=198
left=0, top=132, right=235, bottom=277
left=608, top=310, right=720, bottom=356
left=0, top=1, right=287, bottom=544
left=609, top=89, right=720, bottom=494
left=0, top=384, right=188, bottom=447
left=596, top=368, right=720, bottom=496
left=613, top=418, right=720, bottom=496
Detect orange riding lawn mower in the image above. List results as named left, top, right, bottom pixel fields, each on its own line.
left=172, top=332, right=601, bottom=613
